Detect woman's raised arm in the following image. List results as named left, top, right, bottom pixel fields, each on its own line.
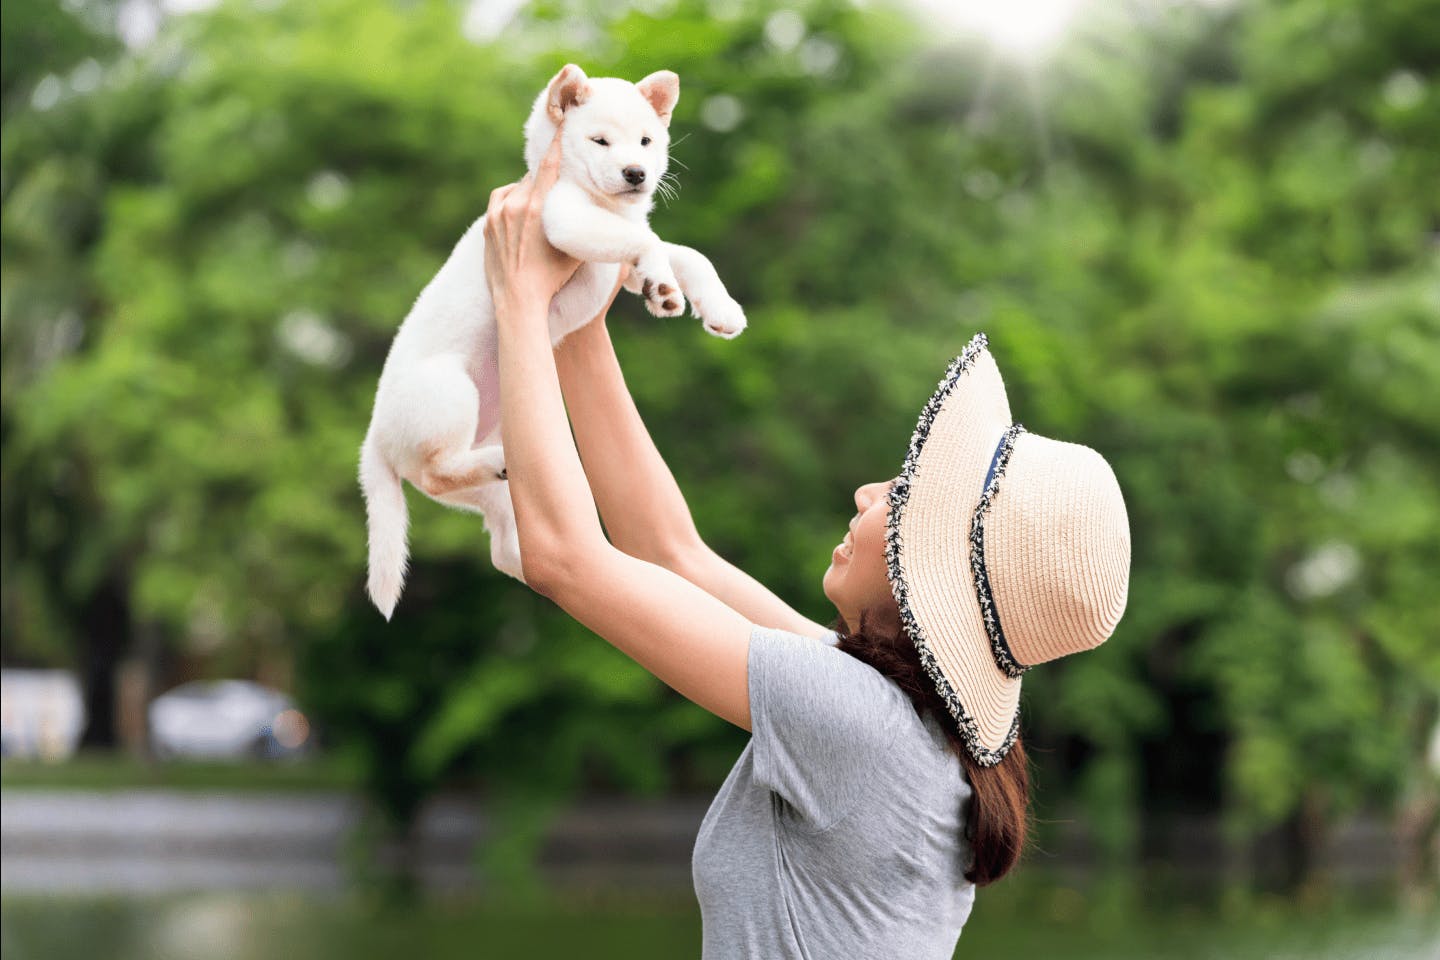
left=553, top=276, right=703, bottom=567
left=484, top=149, right=756, bottom=730
left=554, top=277, right=832, bottom=641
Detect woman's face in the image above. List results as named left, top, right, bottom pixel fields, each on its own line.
left=823, top=477, right=901, bottom=635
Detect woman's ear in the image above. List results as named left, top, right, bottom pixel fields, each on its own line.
left=546, top=63, right=591, bottom=123
left=634, top=70, right=680, bottom=127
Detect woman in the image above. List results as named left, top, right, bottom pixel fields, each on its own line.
left=482, top=136, right=1131, bottom=958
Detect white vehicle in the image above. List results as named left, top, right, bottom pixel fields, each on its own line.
left=0, top=669, right=85, bottom=760
left=148, top=680, right=311, bottom=760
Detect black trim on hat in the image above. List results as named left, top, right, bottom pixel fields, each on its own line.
left=971, top=423, right=1030, bottom=680
left=883, top=332, right=1022, bottom=769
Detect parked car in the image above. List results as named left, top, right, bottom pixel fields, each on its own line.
left=149, top=680, right=311, bottom=760
left=0, top=669, right=85, bottom=760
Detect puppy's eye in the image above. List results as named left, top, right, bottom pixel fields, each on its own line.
left=641, top=136, right=652, bottom=146
left=591, top=136, right=609, bottom=147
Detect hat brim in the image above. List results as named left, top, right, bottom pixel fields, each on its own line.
left=884, top=334, right=1022, bottom=767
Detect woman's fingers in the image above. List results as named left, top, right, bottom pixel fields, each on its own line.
left=488, top=181, right=519, bottom=217
left=484, top=182, right=521, bottom=246
left=487, top=182, right=513, bottom=214
left=505, top=181, right=531, bottom=222
left=483, top=138, right=578, bottom=296
left=535, top=134, right=564, bottom=202
left=488, top=131, right=560, bottom=225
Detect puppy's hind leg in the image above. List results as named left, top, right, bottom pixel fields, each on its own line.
left=417, top=443, right=507, bottom=498
left=383, top=353, right=502, bottom=495
left=432, top=476, right=525, bottom=584
left=409, top=422, right=522, bottom=583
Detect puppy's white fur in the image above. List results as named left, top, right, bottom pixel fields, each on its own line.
left=359, top=64, right=746, bottom=619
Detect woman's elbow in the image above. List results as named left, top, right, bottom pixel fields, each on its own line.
left=519, top=543, right=567, bottom=598
left=520, top=536, right=606, bottom=599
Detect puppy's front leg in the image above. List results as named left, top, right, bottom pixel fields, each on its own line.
left=663, top=242, right=747, bottom=339
left=543, top=182, right=684, bottom=318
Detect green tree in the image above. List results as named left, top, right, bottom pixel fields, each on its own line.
left=1, top=0, right=159, bottom=746
left=2, top=0, right=1435, bottom=891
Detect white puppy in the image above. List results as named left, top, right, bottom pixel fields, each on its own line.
left=359, top=64, right=747, bottom=620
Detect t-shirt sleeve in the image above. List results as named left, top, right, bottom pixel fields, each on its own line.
left=747, top=623, right=907, bottom=831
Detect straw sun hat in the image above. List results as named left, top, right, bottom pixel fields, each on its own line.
left=884, top=333, right=1132, bottom=767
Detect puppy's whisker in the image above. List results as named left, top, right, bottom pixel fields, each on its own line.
left=654, top=176, right=680, bottom=206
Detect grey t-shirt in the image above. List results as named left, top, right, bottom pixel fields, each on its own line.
left=692, top=624, right=977, bottom=959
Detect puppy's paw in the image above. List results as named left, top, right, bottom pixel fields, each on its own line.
left=634, top=253, right=686, bottom=318
left=480, top=479, right=527, bottom=583
left=696, top=295, right=747, bottom=339
left=490, top=525, right=525, bottom=583
left=477, top=444, right=508, bottom=482
left=644, top=289, right=686, bottom=319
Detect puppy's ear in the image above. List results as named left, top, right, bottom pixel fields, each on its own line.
left=546, top=63, right=591, bottom=123
left=635, top=70, right=679, bottom=127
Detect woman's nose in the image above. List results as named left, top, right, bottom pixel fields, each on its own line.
left=854, top=481, right=882, bottom=511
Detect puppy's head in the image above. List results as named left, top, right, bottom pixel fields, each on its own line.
left=524, top=65, right=679, bottom=205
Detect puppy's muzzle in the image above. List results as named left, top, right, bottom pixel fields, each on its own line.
left=622, top=165, right=646, bottom=186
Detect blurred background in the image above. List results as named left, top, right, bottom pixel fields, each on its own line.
left=2, top=0, right=1437, bottom=957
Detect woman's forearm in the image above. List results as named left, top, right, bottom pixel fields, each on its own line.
left=479, top=140, right=688, bottom=586
left=554, top=316, right=705, bottom=567
left=554, top=311, right=831, bottom=639
left=495, top=299, right=609, bottom=579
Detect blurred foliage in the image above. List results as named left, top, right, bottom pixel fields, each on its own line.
left=2, top=0, right=1437, bottom=883
left=0, top=753, right=360, bottom=791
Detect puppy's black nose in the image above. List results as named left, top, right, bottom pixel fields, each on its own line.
left=622, top=165, right=646, bottom=185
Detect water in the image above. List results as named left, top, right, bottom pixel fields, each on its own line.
left=3, top=788, right=1434, bottom=958
left=2, top=879, right=1434, bottom=960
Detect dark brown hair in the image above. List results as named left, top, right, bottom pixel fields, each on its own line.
left=831, top=610, right=1032, bottom=886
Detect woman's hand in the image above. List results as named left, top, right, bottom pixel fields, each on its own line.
left=483, top=133, right=580, bottom=320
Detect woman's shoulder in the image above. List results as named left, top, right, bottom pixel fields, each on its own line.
left=812, top=628, right=967, bottom=787
left=752, top=624, right=913, bottom=714
left=751, top=623, right=933, bottom=771
left=748, top=622, right=969, bottom=829
left=746, top=623, right=914, bottom=830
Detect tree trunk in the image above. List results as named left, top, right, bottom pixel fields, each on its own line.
left=1275, top=787, right=1330, bottom=892
left=76, top=574, right=130, bottom=750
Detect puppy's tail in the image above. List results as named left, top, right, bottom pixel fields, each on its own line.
left=359, top=434, right=408, bottom=621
